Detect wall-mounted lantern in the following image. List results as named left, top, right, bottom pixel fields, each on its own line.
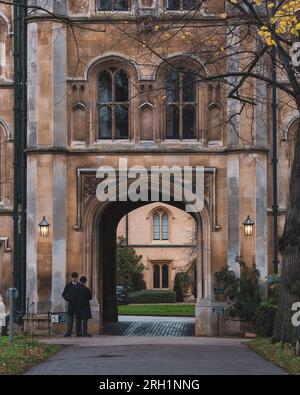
left=39, top=216, right=50, bottom=237
left=243, top=215, right=255, bottom=236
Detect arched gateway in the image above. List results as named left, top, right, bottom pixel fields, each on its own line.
left=66, top=165, right=219, bottom=336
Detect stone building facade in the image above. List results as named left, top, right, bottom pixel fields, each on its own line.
left=0, top=1, right=298, bottom=335
left=117, top=203, right=197, bottom=292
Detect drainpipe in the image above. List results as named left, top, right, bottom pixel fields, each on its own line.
left=13, top=0, right=27, bottom=319
left=271, top=45, right=279, bottom=275
left=126, top=214, right=129, bottom=246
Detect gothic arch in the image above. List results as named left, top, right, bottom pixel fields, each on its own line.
left=280, top=111, right=300, bottom=141
left=153, top=53, right=207, bottom=81
left=81, top=180, right=212, bottom=329
left=0, top=119, right=10, bottom=141
left=84, top=53, right=140, bottom=82
left=145, top=204, right=175, bottom=220
left=0, top=13, right=12, bottom=35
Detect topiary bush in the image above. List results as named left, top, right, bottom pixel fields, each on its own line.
left=129, top=290, right=176, bottom=304
left=254, top=303, right=277, bottom=337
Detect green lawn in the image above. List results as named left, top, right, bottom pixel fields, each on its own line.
left=248, top=338, right=300, bottom=375
left=118, top=303, right=195, bottom=317
left=0, top=336, right=60, bottom=375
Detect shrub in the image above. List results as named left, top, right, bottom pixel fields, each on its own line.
left=129, top=290, right=176, bottom=304
left=215, top=259, right=261, bottom=321
left=266, top=274, right=280, bottom=305
left=173, top=272, right=191, bottom=302
left=116, top=236, right=146, bottom=292
left=254, top=303, right=277, bottom=337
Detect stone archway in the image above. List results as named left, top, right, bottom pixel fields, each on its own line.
left=73, top=166, right=220, bottom=335
left=82, top=197, right=212, bottom=335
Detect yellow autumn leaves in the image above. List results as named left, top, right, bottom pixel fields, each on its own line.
left=228, top=0, right=300, bottom=45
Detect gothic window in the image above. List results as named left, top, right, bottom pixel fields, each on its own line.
left=165, top=70, right=197, bottom=139
left=98, top=68, right=129, bottom=139
left=98, top=0, right=129, bottom=11
left=152, top=263, right=170, bottom=289
left=153, top=211, right=169, bottom=240
left=166, top=0, right=197, bottom=11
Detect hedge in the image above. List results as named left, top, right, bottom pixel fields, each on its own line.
left=129, top=290, right=176, bottom=304
left=254, top=303, right=277, bottom=337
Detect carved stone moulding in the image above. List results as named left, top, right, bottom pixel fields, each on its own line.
left=0, top=237, right=11, bottom=252
left=74, top=167, right=220, bottom=232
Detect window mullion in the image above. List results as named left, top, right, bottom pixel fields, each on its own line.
left=160, top=264, right=162, bottom=289
left=112, top=74, right=115, bottom=140
left=160, top=213, right=162, bottom=240
left=180, top=73, right=183, bottom=140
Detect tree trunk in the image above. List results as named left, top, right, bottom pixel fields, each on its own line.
left=272, top=123, right=300, bottom=344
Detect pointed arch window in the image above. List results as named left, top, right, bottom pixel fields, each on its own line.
left=153, top=210, right=169, bottom=240
left=165, top=69, right=197, bottom=139
left=98, top=68, right=129, bottom=140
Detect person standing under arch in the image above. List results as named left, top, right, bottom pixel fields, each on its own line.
left=77, top=276, right=92, bottom=337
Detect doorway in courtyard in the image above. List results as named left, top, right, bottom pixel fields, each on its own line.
left=95, top=201, right=201, bottom=337
left=103, top=202, right=197, bottom=336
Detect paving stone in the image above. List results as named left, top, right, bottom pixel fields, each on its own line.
left=103, top=320, right=195, bottom=336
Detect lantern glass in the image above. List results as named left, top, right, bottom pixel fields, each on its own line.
left=243, top=215, right=254, bottom=236
left=39, top=217, right=50, bottom=237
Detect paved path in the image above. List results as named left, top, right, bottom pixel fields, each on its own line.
left=26, top=336, right=286, bottom=375
left=104, top=316, right=195, bottom=336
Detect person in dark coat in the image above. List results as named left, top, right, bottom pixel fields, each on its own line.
left=77, top=276, right=92, bottom=337
left=62, top=272, right=82, bottom=337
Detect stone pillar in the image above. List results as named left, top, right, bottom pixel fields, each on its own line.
left=26, top=157, right=38, bottom=309
left=227, top=155, right=240, bottom=273
left=255, top=157, right=268, bottom=294
left=27, top=22, right=38, bottom=148
left=102, top=213, right=118, bottom=322
left=27, top=16, right=68, bottom=314
left=51, top=156, right=67, bottom=311
left=227, top=27, right=240, bottom=147
left=53, top=22, right=67, bottom=147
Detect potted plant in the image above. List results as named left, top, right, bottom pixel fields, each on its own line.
left=215, top=258, right=261, bottom=335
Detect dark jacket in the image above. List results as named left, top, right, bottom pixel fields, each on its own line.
left=77, top=285, right=92, bottom=320
left=62, top=282, right=81, bottom=316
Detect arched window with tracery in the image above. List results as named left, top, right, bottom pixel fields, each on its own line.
left=153, top=210, right=169, bottom=240
left=98, top=68, right=129, bottom=140
left=165, top=69, right=197, bottom=139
